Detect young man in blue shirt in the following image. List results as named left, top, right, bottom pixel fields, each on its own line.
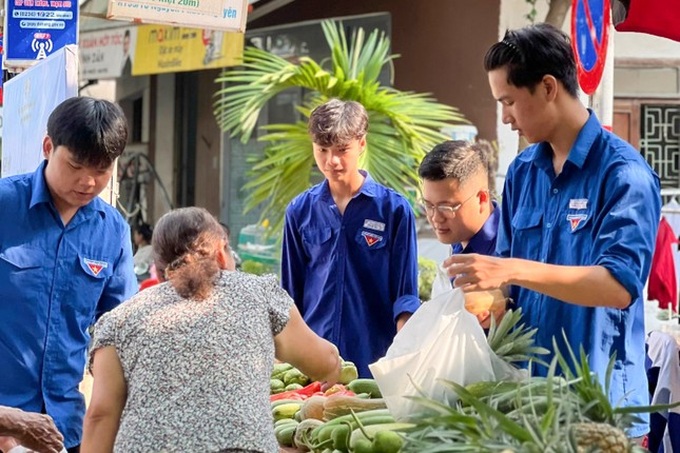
left=281, top=99, right=420, bottom=378
left=445, top=24, right=660, bottom=438
left=0, top=97, right=137, bottom=452
left=418, top=140, right=505, bottom=326
left=419, top=140, right=499, bottom=257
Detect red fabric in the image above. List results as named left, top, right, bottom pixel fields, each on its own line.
left=615, top=0, right=680, bottom=42
left=139, top=277, right=159, bottom=291
left=648, top=217, right=679, bottom=310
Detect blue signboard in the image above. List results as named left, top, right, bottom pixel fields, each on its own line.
left=3, top=0, right=78, bottom=67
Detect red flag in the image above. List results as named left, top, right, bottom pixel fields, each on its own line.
left=615, top=0, right=680, bottom=42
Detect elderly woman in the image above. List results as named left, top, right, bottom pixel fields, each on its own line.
left=81, top=207, right=340, bottom=453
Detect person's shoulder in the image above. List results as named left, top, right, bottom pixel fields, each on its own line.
left=90, top=197, right=130, bottom=229
left=509, top=143, right=541, bottom=169
left=287, top=183, right=322, bottom=210
left=381, top=186, right=412, bottom=208
left=598, top=131, right=658, bottom=179
left=601, top=130, right=647, bottom=163
left=369, top=182, right=413, bottom=210
left=0, top=171, right=32, bottom=197
left=0, top=172, right=34, bottom=215
left=216, top=270, right=283, bottom=300
left=220, top=269, right=278, bottom=286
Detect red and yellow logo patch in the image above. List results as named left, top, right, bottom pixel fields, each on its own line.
left=361, top=231, right=383, bottom=247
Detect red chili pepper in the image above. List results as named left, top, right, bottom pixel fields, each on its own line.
left=269, top=381, right=323, bottom=402
left=298, top=381, right=323, bottom=396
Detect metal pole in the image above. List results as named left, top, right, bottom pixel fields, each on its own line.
left=591, top=23, right=615, bottom=129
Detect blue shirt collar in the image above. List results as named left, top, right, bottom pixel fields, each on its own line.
left=532, top=109, right=602, bottom=173
left=452, top=200, right=500, bottom=255
left=320, top=169, right=378, bottom=201
left=29, top=160, right=53, bottom=209
left=29, top=159, right=107, bottom=216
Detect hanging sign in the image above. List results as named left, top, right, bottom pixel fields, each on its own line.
left=3, top=0, right=79, bottom=69
left=107, top=0, right=248, bottom=33
left=571, top=0, right=611, bottom=95
left=132, top=25, right=243, bottom=75
left=80, top=27, right=137, bottom=79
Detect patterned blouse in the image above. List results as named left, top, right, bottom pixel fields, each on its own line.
left=89, top=271, right=292, bottom=453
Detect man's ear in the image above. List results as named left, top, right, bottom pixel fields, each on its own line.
left=359, top=135, right=367, bottom=152
left=543, top=75, right=559, bottom=102
left=42, top=136, right=53, bottom=160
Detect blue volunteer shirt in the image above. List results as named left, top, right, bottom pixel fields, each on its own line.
left=497, top=111, right=661, bottom=437
left=281, top=171, right=421, bottom=378
left=452, top=201, right=500, bottom=256
left=0, top=161, right=137, bottom=448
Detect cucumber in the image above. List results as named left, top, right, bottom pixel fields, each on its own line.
left=272, top=402, right=303, bottom=421
left=274, top=418, right=298, bottom=428
left=372, top=430, right=404, bottom=453
left=271, top=398, right=305, bottom=408
left=330, top=423, right=351, bottom=451
left=275, top=424, right=297, bottom=447
left=346, top=414, right=395, bottom=432
left=353, top=438, right=374, bottom=453
left=322, top=409, right=392, bottom=427
left=315, top=423, right=337, bottom=443
left=347, top=378, right=382, bottom=398
left=348, top=423, right=415, bottom=450
left=309, top=410, right=392, bottom=445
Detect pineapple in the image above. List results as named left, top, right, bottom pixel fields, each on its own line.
left=570, top=423, right=630, bottom=453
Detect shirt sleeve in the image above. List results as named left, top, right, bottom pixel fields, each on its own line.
left=262, top=274, right=294, bottom=336
left=88, top=310, right=119, bottom=374
left=390, top=201, right=421, bottom=320
left=96, top=221, right=138, bottom=321
left=593, top=161, right=661, bottom=302
left=281, top=204, right=307, bottom=313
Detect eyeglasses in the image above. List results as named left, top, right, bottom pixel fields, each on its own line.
left=419, top=192, right=479, bottom=219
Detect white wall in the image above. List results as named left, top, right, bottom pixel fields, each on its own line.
left=615, top=32, right=680, bottom=60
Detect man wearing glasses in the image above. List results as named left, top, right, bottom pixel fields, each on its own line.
left=418, top=140, right=506, bottom=326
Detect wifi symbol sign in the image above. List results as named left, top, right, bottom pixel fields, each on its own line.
left=31, top=38, right=53, bottom=59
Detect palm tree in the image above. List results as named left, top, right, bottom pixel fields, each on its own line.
left=214, top=20, right=466, bottom=236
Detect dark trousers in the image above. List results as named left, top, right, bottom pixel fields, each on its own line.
left=67, top=446, right=80, bottom=453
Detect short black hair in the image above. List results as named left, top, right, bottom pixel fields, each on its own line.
left=483, top=23, right=579, bottom=97
left=135, top=222, right=153, bottom=242
left=419, top=140, right=491, bottom=185
left=46, top=97, right=128, bottom=168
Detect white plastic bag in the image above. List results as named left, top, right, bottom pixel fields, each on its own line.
left=369, top=267, right=497, bottom=421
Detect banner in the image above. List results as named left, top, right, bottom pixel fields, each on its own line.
left=107, top=0, right=247, bottom=32
left=132, top=24, right=243, bottom=75
left=615, top=0, right=680, bottom=42
left=80, top=27, right=137, bottom=79
left=3, top=0, right=78, bottom=68
left=1, top=45, right=78, bottom=177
